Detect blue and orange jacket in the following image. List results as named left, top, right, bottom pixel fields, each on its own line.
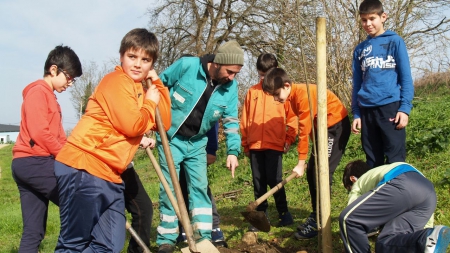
left=56, top=66, right=171, bottom=183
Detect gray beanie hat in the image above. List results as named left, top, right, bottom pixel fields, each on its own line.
left=213, top=40, right=244, bottom=66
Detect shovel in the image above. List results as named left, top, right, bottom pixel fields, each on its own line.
left=241, top=172, right=298, bottom=232
left=126, top=221, right=152, bottom=253
left=149, top=79, right=219, bottom=253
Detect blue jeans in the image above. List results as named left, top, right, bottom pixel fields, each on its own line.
left=54, top=161, right=125, bottom=252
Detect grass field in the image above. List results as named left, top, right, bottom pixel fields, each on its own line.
left=1, top=83, right=450, bottom=252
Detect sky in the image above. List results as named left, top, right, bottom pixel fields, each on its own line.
left=0, top=0, right=154, bottom=130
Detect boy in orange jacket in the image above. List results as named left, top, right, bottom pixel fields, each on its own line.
left=54, top=28, right=171, bottom=252
left=240, top=53, right=298, bottom=230
left=262, top=67, right=350, bottom=239
left=12, top=45, right=82, bottom=253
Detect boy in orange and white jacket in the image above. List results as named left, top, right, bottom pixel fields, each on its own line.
left=54, top=29, right=171, bottom=252
left=262, top=67, right=350, bottom=239
left=240, top=53, right=298, bottom=230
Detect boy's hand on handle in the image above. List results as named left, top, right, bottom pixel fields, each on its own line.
left=145, top=84, right=160, bottom=105
left=226, top=155, right=239, bottom=178
left=140, top=136, right=156, bottom=149
left=145, top=69, right=161, bottom=104
left=395, top=112, right=409, bottom=129
left=147, top=69, right=160, bottom=82
left=293, top=160, right=306, bottom=178
left=351, top=118, right=361, bottom=134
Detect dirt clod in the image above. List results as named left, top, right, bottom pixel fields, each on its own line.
left=241, top=231, right=258, bottom=245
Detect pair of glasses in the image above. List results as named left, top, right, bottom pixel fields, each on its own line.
left=58, top=67, right=76, bottom=84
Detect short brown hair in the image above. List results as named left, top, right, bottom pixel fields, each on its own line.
left=119, top=28, right=159, bottom=64
left=256, top=53, right=278, bottom=73
left=359, top=0, right=384, bottom=15
left=262, top=67, right=291, bottom=95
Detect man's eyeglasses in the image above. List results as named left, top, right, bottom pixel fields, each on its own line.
left=59, top=67, right=76, bottom=84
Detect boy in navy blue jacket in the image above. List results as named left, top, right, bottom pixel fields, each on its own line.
left=351, top=0, right=414, bottom=168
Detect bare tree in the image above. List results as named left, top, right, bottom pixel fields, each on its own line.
left=146, top=0, right=450, bottom=108
left=69, top=61, right=112, bottom=118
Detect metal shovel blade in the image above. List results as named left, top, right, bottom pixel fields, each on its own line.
left=241, top=210, right=271, bottom=232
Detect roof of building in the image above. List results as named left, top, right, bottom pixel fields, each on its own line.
left=0, top=124, right=20, bottom=133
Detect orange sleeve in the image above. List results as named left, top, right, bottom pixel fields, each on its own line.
left=284, top=101, right=298, bottom=145
left=295, top=90, right=313, bottom=160
left=239, top=88, right=251, bottom=153
left=95, top=74, right=156, bottom=137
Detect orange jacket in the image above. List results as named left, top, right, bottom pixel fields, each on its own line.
left=240, top=80, right=298, bottom=153
left=13, top=80, right=66, bottom=158
left=56, top=66, right=171, bottom=183
left=289, top=84, right=347, bottom=160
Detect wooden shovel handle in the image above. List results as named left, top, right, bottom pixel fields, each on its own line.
left=145, top=146, right=181, bottom=217
left=247, top=172, right=298, bottom=211
left=147, top=79, right=197, bottom=252
left=126, top=221, right=151, bottom=253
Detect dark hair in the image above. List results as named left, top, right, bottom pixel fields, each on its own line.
left=359, top=0, right=384, bottom=15
left=44, top=45, right=82, bottom=78
left=256, top=53, right=278, bottom=73
left=119, top=28, right=159, bottom=64
left=342, top=160, right=371, bottom=191
left=262, top=67, right=291, bottom=95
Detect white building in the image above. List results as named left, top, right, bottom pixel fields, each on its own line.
left=0, top=124, right=20, bottom=143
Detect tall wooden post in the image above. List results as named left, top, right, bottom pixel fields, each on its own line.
left=316, top=17, right=332, bottom=253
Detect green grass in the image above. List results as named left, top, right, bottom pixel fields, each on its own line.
left=1, top=85, right=450, bottom=252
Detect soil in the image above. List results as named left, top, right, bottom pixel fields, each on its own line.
left=215, top=232, right=309, bottom=253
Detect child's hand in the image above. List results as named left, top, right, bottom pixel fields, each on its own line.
left=284, top=142, right=290, bottom=153
left=395, top=112, right=409, bottom=129
left=145, top=84, right=160, bottom=105
left=352, top=118, right=361, bottom=134
left=140, top=136, right=156, bottom=149
left=147, top=69, right=160, bottom=82
left=293, top=160, right=306, bottom=178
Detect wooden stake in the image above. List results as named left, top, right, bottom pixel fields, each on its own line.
left=316, top=16, right=332, bottom=253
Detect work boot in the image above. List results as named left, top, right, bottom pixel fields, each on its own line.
left=277, top=211, right=294, bottom=227
left=157, top=244, right=175, bottom=253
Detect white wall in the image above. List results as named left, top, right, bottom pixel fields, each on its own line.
left=0, top=132, right=19, bottom=143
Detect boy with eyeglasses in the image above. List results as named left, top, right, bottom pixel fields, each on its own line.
left=54, top=28, right=171, bottom=252
left=11, top=45, right=82, bottom=252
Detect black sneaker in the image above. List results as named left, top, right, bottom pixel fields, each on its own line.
left=277, top=211, right=294, bottom=227
left=157, top=244, right=175, bottom=253
left=297, top=216, right=316, bottom=231
left=211, top=228, right=225, bottom=242
left=211, top=229, right=228, bottom=248
left=294, top=218, right=318, bottom=240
